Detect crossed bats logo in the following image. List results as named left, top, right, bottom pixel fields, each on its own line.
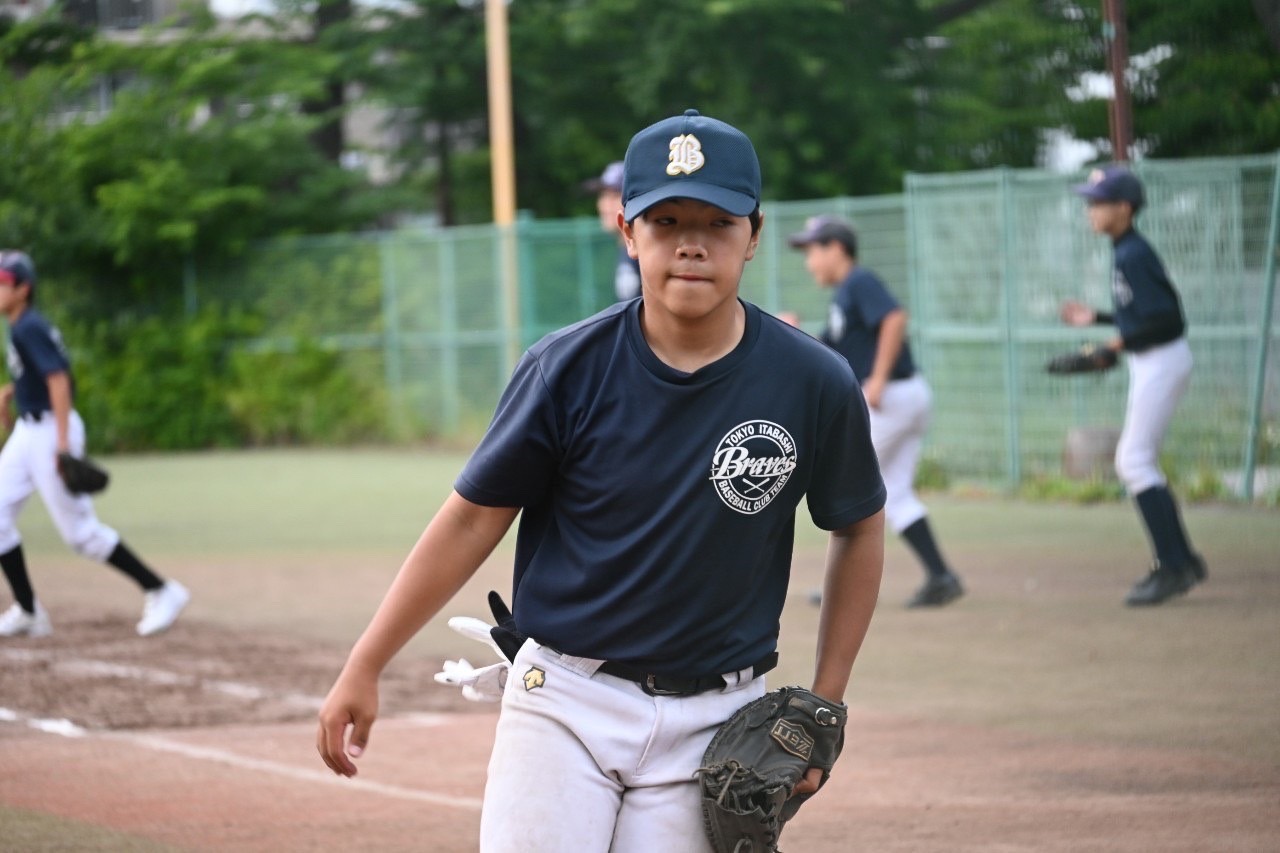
left=709, top=420, right=798, bottom=515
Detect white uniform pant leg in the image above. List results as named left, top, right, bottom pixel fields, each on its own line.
left=27, top=413, right=120, bottom=561
left=1114, top=339, right=1192, bottom=495
left=480, top=641, right=765, bottom=853
left=868, top=374, right=932, bottom=534
left=0, top=419, right=39, bottom=554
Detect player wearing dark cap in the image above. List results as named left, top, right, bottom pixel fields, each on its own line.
left=788, top=215, right=966, bottom=608
left=319, top=110, right=886, bottom=851
left=583, top=160, right=642, bottom=301
left=1061, top=165, right=1206, bottom=606
left=0, top=250, right=189, bottom=638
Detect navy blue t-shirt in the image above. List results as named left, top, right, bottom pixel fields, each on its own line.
left=821, top=267, right=916, bottom=382
left=456, top=299, right=885, bottom=676
left=6, top=309, right=73, bottom=415
left=1110, top=228, right=1186, bottom=352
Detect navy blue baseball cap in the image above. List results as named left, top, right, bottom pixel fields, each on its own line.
left=622, top=109, right=761, bottom=220
left=583, top=161, right=625, bottom=193
left=1073, top=165, right=1145, bottom=212
left=0, top=250, right=35, bottom=289
left=787, top=215, right=858, bottom=256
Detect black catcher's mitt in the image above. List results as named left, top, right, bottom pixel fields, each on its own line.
left=695, top=686, right=847, bottom=853
left=1045, top=343, right=1118, bottom=375
left=56, top=452, right=110, bottom=495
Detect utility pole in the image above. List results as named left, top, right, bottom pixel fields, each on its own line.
left=483, top=0, right=521, bottom=366
left=1101, top=0, right=1133, bottom=161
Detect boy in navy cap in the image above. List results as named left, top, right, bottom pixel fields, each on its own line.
left=0, top=250, right=190, bottom=638
left=318, top=110, right=887, bottom=850
left=788, top=215, right=965, bottom=608
left=583, top=160, right=642, bottom=301
left=1060, top=165, right=1206, bottom=606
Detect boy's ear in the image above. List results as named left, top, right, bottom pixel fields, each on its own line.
left=620, top=215, right=639, bottom=259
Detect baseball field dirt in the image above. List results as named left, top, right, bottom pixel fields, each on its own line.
left=1, top=450, right=1277, bottom=851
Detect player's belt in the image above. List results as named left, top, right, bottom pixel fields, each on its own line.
left=596, top=651, right=779, bottom=697
left=19, top=410, right=48, bottom=422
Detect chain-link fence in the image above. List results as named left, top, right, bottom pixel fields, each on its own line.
left=192, top=154, right=1280, bottom=501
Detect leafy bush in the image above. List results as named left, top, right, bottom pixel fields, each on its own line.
left=225, top=340, right=388, bottom=446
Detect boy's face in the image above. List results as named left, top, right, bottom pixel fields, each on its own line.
left=622, top=198, right=760, bottom=322
left=597, top=189, right=624, bottom=236
left=1085, top=199, right=1132, bottom=237
left=0, top=272, right=26, bottom=313
left=802, top=241, right=847, bottom=287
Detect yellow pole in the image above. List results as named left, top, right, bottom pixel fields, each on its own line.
left=485, top=0, right=516, bottom=225
left=485, top=0, right=520, bottom=367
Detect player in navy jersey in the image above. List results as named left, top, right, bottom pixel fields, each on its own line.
left=1062, top=165, right=1205, bottom=606
left=788, top=216, right=965, bottom=608
left=0, top=250, right=189, bottom=638
left=583, top=160, right=642, bottom=301
left=318, top=110, right=887, bottom=851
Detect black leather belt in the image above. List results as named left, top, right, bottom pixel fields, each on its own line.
left=596, top=651, right=779, bottom=697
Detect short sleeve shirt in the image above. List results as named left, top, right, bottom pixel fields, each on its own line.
left=1111, top=229, right=1185, bottom=347
left=821, top=266, right=916, bottom=382
left=6, top=309, right=72, bottom=415
left=456, top=299, right=885, bottom=676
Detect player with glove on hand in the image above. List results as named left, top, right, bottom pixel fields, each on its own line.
left=1061, top=166, right=1206, bottom=607
left=0, top=250, right=190, bottom=639
left=318, top=110, right=886, bottom=853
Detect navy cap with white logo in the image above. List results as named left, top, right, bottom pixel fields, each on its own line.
left=0, top=250, right=36, bottom=290
left=622, top=109, right=761, bottom=220
left=787, top=215, right=858, bottom=256
left=1073, top=165, right=1145, bottom=212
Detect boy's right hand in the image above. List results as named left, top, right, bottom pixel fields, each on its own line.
left=1060, top=300, right=1095, bottom=327
left=316, top=670, right=379, bottom=777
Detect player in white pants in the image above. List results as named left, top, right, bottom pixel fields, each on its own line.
left=1063, top=166, right=1205, bottom=606
left=318, top=111, right=887, bottom=851
left=789, top=216, right=965, bottom=608
left=0, top=250, right=189, bottom=638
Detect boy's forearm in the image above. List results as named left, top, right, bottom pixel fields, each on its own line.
left=811, top=509, right=885, bottom=702
left=870, top=311, right=907, bottom=382
left=46, top=372, right=73, bottom=449
left=343, top=491, right=520, bottom=679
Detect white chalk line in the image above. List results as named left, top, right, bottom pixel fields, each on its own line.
left=1, top=648, right=484, bottom=811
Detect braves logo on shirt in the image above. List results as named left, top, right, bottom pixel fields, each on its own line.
left=6, top=343, right=23, bottom=381
left=1112, top=268, right=1134, bottom=308
left=709, top=420, right=798, bottom=515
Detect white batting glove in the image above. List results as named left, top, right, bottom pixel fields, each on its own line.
left=447, top=616, right=506, bottom=659
left=433, top=657, right=508, bottom=702
left=432, top=615, right=510, bottom=703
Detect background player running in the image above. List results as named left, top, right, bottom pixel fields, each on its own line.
left=788, top=215, right=965, bottom=608
left=318, top=109, right=886, bottom=852
left=1062, top=165, right=1206, bottom=607
left=0, top=250, right=189, bottom=638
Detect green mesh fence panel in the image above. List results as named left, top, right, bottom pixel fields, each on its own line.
left=191, top=155, right=1279, bottom=500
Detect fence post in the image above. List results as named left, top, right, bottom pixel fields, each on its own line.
left=1242, top=152, right=1280, bottom=501
left=999, top=168, right=1022, bottom=489
left=378, top=234, right=406, bottom=435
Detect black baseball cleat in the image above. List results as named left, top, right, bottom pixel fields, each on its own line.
left=1124, top=564, right=1192, bottom=607
left=906, top=572, right=964, bottom=608
left=1182, top=553, right=1208, bottom=585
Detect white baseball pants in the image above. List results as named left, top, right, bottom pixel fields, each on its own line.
left=479, top=640, right=766, bottom=853
left=868, top=374, right=932, bottom=534
left=1115, top=338, right=1192, bottom=494
left=0, top=411, right=120, bottom=561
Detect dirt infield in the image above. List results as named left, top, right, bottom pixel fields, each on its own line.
left=2, top=484, right=1279, bottom=852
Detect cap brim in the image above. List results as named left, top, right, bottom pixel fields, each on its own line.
left=786, top=231, right=817, bottom=247
left=1072, top=183, right=1108, bottom=201
left=624, top=182, right=757, bottom=220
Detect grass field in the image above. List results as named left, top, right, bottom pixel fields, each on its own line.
left=3, top=447, right=1278, bottom=851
